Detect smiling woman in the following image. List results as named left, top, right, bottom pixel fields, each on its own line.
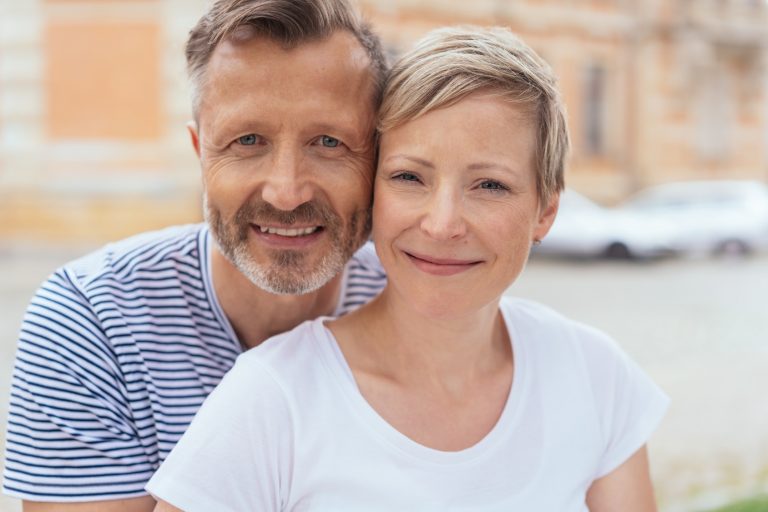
left=373, top=93, right=546, bottom=317
left=148, top=25, right=669, bottom=512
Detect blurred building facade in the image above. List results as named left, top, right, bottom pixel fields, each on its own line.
left=1, top=0, right=768, bottom=241
left=0, top=0, right=206, bottom=242
left=363, top=0, right=768, bottom=198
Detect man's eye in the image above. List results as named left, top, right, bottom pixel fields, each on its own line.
left=238, top=134, right=258, bottom=146
left=320, top=135, right=340, bottom=148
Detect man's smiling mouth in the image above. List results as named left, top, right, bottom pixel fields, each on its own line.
left=256, top=225, right=321, bottom=237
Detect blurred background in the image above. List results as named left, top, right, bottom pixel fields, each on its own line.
left=0, top=0, right=767, bottom=510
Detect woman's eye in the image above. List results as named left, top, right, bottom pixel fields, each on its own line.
left=237, top=134, right=258, bottom=146
left=479, top=180, right=508, bottom=192
left=320, top=135, right=340, bottom=148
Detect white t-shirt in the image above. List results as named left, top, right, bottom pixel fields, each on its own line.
left=147, top=297, right=669, bottom=512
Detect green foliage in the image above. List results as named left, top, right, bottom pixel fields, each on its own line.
left=705, top=496, right=768, bottom=512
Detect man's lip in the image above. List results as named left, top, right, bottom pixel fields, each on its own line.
left=252, top=223, right=323, bottom=235
left=249, top=223, right=324, bottom=247
left=253, top=223, right=323, bottom=230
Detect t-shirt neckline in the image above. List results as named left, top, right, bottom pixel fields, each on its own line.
left=200, top=226, right=241, bottom=352
left=312, top=299, right=529, bottom=466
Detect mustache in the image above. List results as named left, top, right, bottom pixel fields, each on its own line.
left=234, top=200, right=340, bottom=239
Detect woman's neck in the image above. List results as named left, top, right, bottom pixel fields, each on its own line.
left=330, top=286, right=511, bottom=388
left=328, top=286, right=514, bottom=451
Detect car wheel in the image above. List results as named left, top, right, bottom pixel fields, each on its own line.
left=713, top=239, right=750, bottom=258
left=604, top=242, right=632, bottom=260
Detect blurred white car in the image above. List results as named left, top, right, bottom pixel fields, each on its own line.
left=535, top=189, right=676, bottom=259
left=618, top=180, right=768, bottom=257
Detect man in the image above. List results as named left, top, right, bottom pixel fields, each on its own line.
left=2, top=1, right=387, bottom=510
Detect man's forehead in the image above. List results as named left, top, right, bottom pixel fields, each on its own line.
left=209, top=29, right=371, bottom=73
left=195, top=33, right=376, bottom=144
left=198, top=31, right=376, bottom=122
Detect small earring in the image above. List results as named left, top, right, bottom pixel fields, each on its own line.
left=532, top=239, right=541, bottom=246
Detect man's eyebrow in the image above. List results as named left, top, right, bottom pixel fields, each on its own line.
left=382, top=154, right=435, bottom=169
left=312, top=122, right=359, bottom=140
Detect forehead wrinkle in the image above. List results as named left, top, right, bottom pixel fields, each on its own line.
left=201, top=80, right=370, bottom=147
left=199, top=32, right=376, bottom=131
left=206, top=102, right=369, bottom=147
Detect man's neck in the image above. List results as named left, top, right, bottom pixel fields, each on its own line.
left=211, top=247, right=343, bottom=349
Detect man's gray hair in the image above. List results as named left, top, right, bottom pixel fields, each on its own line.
left=185, top=0, right=387, bottom=118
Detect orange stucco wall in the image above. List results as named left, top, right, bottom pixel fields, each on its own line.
left=45, top=21, right=162, bottom=140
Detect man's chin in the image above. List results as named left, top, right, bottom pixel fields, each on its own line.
left=233, top=252, right=342, bottom=296
left=217, top=224, right=363, bottom=295
left=245, top=269, right=336, bottom=295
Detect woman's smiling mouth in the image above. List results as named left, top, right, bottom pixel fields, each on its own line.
left=403, top=250, right=483, bottom=276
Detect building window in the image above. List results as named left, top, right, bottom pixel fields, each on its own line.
left=584, top=63, right=606, bottom=156
left=45, top=20, right=161, bottom=140
left=694, top=69, right=730, bottom=162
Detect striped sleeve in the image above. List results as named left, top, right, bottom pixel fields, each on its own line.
left=3, top=268, right=154, bottom=501
left=337, top=242, right=387, bottom=315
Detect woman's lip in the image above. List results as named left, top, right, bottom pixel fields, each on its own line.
left=403, top=251, right=483, bottom=276
left=404, top=251, right=482, bottom=266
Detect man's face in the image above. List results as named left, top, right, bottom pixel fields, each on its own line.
left=192, top=31, right=376, bottom=295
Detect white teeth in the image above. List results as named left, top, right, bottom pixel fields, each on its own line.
left=259, top=226, right=319, bottom=237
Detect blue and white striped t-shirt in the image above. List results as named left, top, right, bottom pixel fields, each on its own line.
left=3, top=223, right=387, bottom=502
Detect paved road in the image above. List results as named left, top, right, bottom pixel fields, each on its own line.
left=0, top=244, right=766, bottom=511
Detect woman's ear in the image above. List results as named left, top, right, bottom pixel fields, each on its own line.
left=533, top=192, right=560, bottom=242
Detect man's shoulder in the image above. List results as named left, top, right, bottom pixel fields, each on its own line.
left=65, top=223, right=207, bottom=287
left=347, top=241, right=385, bottom=276
left=337, top=242, right=386, bottom=314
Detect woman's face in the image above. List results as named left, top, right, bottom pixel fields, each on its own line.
left=373, top=92, right=559, bottom=316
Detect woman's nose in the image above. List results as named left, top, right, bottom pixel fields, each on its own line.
left=419, top=190, right=467, bottom=240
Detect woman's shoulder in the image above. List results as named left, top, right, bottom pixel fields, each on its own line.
left=500, top=296, right=624, bottom=363
left=238, top=316, right=323, bottom=359
left=233, top=318, right=334, bottom=389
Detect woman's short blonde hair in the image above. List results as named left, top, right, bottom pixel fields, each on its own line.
left=379, top=26, right=569, bottom=206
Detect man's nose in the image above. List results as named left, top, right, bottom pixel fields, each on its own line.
left=419, top=189, right=467, bottom=240
left=261, top=148, right=314, bottom=212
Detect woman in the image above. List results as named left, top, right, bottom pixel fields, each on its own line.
left=148, top=26, right=668, bottom=511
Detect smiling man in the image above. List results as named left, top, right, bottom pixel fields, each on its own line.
left=2, top=1, right=387, bottom=511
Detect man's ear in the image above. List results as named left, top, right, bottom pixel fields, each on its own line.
left=533, top=191, right=560, bottom=242
left=187, top=121, right=201, bottom=158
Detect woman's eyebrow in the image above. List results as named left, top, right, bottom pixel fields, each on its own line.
left=466, top=162, right=515, bottom=174
left=382, top=154, right=434, bottom=168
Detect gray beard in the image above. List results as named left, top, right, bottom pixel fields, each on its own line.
left=204, top=195, right=370, bottom=295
